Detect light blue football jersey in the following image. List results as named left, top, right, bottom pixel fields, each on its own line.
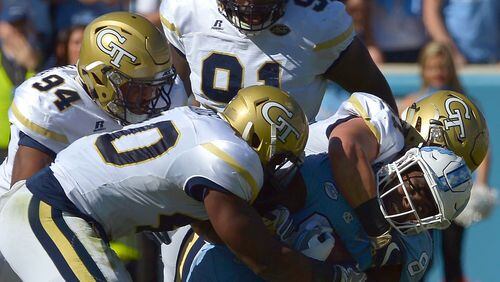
left=163, top=154, right=433, bottom=282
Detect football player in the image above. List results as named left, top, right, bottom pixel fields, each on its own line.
left=0, top=11, right=185, bottom=196
left=0, top=11, right=185, bottom=281
left=160, top=147, right=472, bottom=282
left=0, top=86, right=359, bottom=281
left=307, top=90, right=489, bottom=252
left=159, top=0, right=397, bottom=121
left=163, top=93, right=471, bottom=281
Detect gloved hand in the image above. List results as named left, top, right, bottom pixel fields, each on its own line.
left=371, top=240, right=403, bottom=267
left=292, top=224, right=336, bottom=261
left=333, top=265, right=367, bottom=282
left=262, top=205, right=294, bottom=241
left=455, top=183, right=497, bottom=227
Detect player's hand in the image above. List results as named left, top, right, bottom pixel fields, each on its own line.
left=371, top=240, right=403, bottom=267
left=455, top=183, right=497, bottom=227
left=334, top=265, right=367, bottom=282
left=261, top=205, right=294, bottom=241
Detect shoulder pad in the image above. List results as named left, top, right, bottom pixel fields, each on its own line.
left=173, top=139, right=263, bottom=203
left=286, top=1, right=354, bottom=53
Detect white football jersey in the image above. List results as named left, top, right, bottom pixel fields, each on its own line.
left=44, top=107, right=263, bottom=239
left=0, top=66, right=187, bottom=194
left=306, top=92, right=404, bottom=165
left=160, top=0, right=354, bottom=120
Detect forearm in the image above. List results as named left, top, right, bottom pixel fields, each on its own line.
left=326, top=37, right=397, bottom=113
left=329, top=137, right=375, bottom=206
left=475, top=150, right=490, bottom=185
left=423, top=0, right=452, bottom=43
left=11, top=145, right=53, bottom=185
left=204, top=190, right=336, bottom=281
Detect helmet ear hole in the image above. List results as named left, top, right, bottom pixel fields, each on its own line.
left=251, top=133, right=261, bottom=149
left=92, top=73, right=104, bottom=86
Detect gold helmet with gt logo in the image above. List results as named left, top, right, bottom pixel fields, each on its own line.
left=221, top=85, right=308, bottom=171
left=401, top=90, right=489, bottom=171
left=77, top=12, right=176, bottom=124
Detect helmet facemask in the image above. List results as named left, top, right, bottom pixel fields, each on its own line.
left=104, top=67, right=176, bottom=124
left=377, top=147, right=472, bottom=235
left=217, top=0, right=286, bottom=34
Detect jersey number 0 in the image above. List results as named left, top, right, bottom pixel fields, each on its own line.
left=95, top=120, right=179, bottom=167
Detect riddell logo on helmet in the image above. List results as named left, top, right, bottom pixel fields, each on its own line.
left=261, top=101, right=300, bottom=143
left=96, top=29, right=137, bottom=68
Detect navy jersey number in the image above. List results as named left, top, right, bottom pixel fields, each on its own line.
left=201, top=52, right=280, bottom=103
left=32, top=74, right=81, bottom=111
left=95, top=120, right=179, bottom=166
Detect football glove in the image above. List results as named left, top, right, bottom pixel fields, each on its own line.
left=262, top=205, right=294, bottom=241
left=371, top=241, right=403, bottom=267
left=333, top=265, right=367, bottom=282
left=455, top=183, right=497, bottom=227
left=292, top=224, right=335, bottom=261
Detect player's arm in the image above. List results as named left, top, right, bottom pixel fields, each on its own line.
left=324, top=37, right=397, bottom=113
left=203, top=188, right=340, bottom=282
left=328, top=117, right=390, bottom=240
left=11, top=133, right=55, bottom=186
left=169, top=44, right=193, bottom=97
left=422, top=0, right=466, bottom=65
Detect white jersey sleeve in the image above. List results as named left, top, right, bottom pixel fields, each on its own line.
left=159, top=0, right=187, bottom=54
left=171, top=139, right=263, bottom=203
left=8, top=66, right=120, bottom=153
left=306, top=93, right=404, bottom=165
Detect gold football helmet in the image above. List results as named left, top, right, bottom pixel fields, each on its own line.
left=401, top=90, right=489, bottom=171
left=221, top=85, right=308, bottom=170
left=77, top=12, right=176, bottom=124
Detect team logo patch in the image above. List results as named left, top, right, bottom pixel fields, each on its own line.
left=324, top=182, right=338, bottom=200
left=212, top=20, right=224, bottom=31
left=96, top=28, right=137, bottom=68
left=443, top=97, right=471, bottom=139
left=270, top=24, right=290, bottom=36
left=343, top=212, right=353, bottom=224
left=261, top=101, right=300, bottom=143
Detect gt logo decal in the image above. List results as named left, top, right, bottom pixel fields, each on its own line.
left=262, top=101, right=300, bottom=143
left=96, top=29, right=137, bottom=68
left=444, top=97, right=471, bottom=139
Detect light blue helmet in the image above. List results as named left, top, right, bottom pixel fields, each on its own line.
left=377, top=146, right=472, bottom=234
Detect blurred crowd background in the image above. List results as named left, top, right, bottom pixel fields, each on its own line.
left=0, top=0, right=498, bottom=281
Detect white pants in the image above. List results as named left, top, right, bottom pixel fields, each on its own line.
left=0, top=182, right=131, bottom=282
left=0, top=182, right=21, bottom=282
left=161, top=226, right=195, bottom=282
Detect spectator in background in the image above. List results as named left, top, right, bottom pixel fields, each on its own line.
left=399, top=41, right=496, bottom=282
left=55, top=25, right=86, bottom=66
left=398, top=41, right=462, bottom=110
left=423, top=0, right=500, bottom=65
left=0, top=0, right=39, bottom=161
left=345, top=0, right=427, bottom=64
left=51, top=0, right=125, bottom=41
